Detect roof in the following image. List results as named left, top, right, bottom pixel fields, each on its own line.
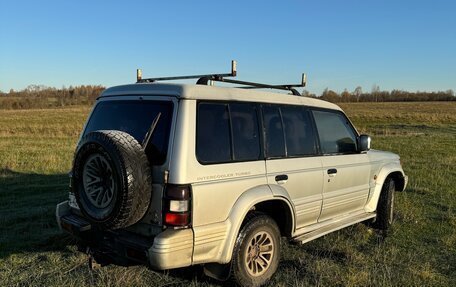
left=100, top=83, right=341, bottom=111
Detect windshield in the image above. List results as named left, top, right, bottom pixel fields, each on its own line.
left=84, top=100, right=173, bottom=165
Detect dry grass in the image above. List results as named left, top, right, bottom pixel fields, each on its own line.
left=0, top=102, right=455, bottom=286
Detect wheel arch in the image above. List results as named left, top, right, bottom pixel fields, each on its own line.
left=389, top=171, right=406, bottom=192
left=248, top=199, right=294, bottom=238
left=365, top=162, right=406, bottom=212
left=218, top=189, right=295, bottom=264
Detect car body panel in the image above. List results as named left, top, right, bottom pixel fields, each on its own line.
left=266, top=157, right=324, bottom=229
left=364, top=150, right=407, bottom=212
left=319, top=154, right=371, bottom=221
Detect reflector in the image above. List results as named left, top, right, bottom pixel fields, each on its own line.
left=165, top=212, right=190, bottom=226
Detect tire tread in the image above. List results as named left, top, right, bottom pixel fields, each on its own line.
left=73, top=130, right=152, bottom=229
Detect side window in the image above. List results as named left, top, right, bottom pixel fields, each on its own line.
left=312, top=110, right=358, bottom=154
left=196, top=103, right=231, bottom=163
left=196, top=102, right=261, bottom=164
left=230, top=103, right=261, bottom=161
left=281, top=106, right=316, bottom=156
left=263, top=105, right=286, bottom=158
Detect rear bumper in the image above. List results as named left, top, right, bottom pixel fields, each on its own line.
left=56, top=201, right=193, bottom=270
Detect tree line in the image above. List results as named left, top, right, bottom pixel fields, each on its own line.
left=312, top=85, right=455, bottom=103
left=0, top=84, right=454, bottom=109
left=0, top=85, right=105, bottom=109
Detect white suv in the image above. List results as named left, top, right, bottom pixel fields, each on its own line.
left=56, top=62, right=407, bottom=286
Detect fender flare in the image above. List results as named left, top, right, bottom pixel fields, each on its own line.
left=218, top=184, right=295, bottom=263
left=365, top=162, right=405, bottom=212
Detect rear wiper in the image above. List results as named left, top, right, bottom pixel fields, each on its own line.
left=142, top=112, right=161, bottom=149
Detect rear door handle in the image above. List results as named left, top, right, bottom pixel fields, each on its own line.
left=327, top=168, right=337, bottom=175
left=275, top=174, right=288, bottom=182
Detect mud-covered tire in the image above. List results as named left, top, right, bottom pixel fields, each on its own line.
left=373, top=177, right=395, bottom=231
left=72, top=130, right=152, bottom=230
left=231, top=213, right=281, bottom=287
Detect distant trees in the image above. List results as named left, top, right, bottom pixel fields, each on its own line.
left=318, top=86, right=455, bottom=103
left=353, top=86, right=362, bottom=102
left=0, top=85, right=105, bottom=109
left=340, top=89, right=353, bottom=102
left=301, top=90, right=317, bottom=98
left=0, top=84, right=454, bottom=110
left=321, top=88, right=340, bottom=102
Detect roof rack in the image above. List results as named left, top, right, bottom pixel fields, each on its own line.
left=136, top=60, right=307, bottom=96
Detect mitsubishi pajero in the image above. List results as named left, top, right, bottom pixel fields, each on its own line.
left=56, top=61, right=407, bottom=286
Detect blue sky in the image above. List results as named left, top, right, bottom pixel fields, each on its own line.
left=0, top=0, right=455, bottom=94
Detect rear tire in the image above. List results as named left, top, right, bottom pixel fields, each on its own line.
left=232, top=213, right=280, bottom=287
left=373, top=177, right=395, bottom=232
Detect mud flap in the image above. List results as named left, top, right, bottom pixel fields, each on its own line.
left=203, top=262, right=231, bottom=281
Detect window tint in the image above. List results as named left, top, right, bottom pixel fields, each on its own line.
left=281, top=106, right=316, bottom=156
left=197, top=103, right=231, bottom=163
left=230, top=103, right=261, bottom=161
left=196, top=102, right=261, bottom=163
left=84, top=100, right=173, bottom=165
left=263, top=106, right=286, bottom=158
left=312, top=110, right=358, bottom=154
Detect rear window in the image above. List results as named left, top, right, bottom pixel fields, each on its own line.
left=84, top=100, right=173, bottom=165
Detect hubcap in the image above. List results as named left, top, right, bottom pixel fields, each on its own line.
left=245, top=231, right=274, bottom=277
left=82, top=154, right=116, bottom=209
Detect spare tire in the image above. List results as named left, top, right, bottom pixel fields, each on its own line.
left=72, top=130, right=152, bottom=229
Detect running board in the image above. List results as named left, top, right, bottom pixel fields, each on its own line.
left=292, top=212, right=376, bottom=244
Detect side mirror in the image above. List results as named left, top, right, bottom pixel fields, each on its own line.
left=359, top=134, right=371, bottom=152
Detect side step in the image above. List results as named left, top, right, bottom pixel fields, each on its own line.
left=292, top=212, right=376, bottom=244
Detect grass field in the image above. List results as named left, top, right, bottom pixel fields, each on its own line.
left=0, top=102, right=455, bottom=286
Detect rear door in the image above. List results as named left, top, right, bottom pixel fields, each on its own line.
left=311, top=109, right=370, bottom=222
left=191, top=101, right=267, bottom=226
left=82, top=97, right=176, bottom=232
left=263, top=105, right=324, bottom=229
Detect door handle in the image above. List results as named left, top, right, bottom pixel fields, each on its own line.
left=275, top=174, right=288, bottom=182
left=327, top=168, right=337, bottom=175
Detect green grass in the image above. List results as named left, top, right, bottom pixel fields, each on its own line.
left=0, top=102, right=455, bottom=286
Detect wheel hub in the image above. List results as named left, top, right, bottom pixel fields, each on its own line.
left=245, top=231, right=274, bottom=277
left=82, top=154, right=116, bottom=209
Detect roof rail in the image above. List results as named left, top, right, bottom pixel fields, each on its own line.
left=136, top=60, right=307, bottom=96
left=205, top=74, right=307, bottom=96
left=137, top=60, right=237, bottom=83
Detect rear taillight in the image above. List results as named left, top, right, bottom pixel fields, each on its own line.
left=163, top=184, right=191, bottom=228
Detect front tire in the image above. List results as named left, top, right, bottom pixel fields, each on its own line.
left=232, top=213, right=280, bottom=287
left=373, top=177, right=395, bottom=232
